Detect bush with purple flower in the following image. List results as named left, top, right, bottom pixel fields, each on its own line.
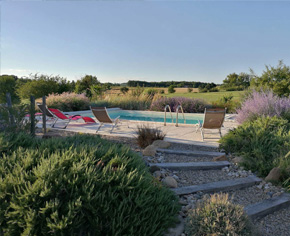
left=236, top=90, right=290, bottom=123
left=150, top=97, right=207, bottom=113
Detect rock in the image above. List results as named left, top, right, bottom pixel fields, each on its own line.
left=232, top=156, right=243, bottom=164
left=213, top=154, right=227, bottom=161
left=265, top=167, right=281, bottom=182
left=142, top=145, right=157, bottom=157
left=153, top=171, right=162, bottom=180
left=163, top=176, right=178, bottom=188
left=152, top=140, right=171, bottom=149
left=149, top=165, right=160, bottom=173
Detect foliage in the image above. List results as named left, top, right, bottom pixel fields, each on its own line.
left=168, top=85, right=176, bottom=94
left=277, top=152, right=290, bottom=190
left=219, top=116, right=290, bottom=176
left=75, top=75, right=100, bottom=98
left=90, top=84, right=111, bottom=100
left=223, top=72, right=251, bottom=90
left=0, top=104, right=33, bottom=133
left=16, top=74, right=73, bottom=100
left=120, top=86, right=129, bottom=94
left=236, top=90, right=290, bottom=123
left=159, top=89, right=165, bottom=94
left=250, top=60, right=290, bottom=97
left=136, top=125, right=166, bottom=148
left=0, top=133, right=180, bottom=235
left=187, top=88, right=193, bottom=93
left=198, top=82, right=217, bottom=92
left=130, top=86, right=145, bottom=97
left=92, top=93, right=156, bottom=110
left=0, top=75, right=19, bottom=104
left=185, top=193, right=256, bottom=236
left=150, top=97, right=207, bottom=113
left=144, top=88, right=158, bottom=98
left=45, top=92, right=90, bottom=111
left=209, top=87, right=219, bottom=92
left=212, top=94, right=238, bottom=113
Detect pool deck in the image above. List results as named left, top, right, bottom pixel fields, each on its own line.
left=38, top=111, right=238, bottom=148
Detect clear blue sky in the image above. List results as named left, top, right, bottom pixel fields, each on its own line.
left=1, top=1, right=290, bottom=83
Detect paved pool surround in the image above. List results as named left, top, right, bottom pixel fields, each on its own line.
left=37, top=108, right=238, bottom=147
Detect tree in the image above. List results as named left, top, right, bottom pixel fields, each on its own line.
left=120, top=86, right=129, bottom=94
left=75, top=75, right=100, bottom=98
left=168, top=85, right=176, bottom=93
left=0, top=75, right=19, bottom=103
left=223, top=73, right=250, bottom=90
left=250, top=60, right=290, bottom=96
left=16, top=74, right=71, bottom=100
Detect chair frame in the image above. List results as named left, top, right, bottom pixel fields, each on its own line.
left=196, top=108, right=226, bottom=141
left=90, top=107, right=120, bottom=133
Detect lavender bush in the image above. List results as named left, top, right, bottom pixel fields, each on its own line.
left=236, top=90, right=290, bottom=123
left=150, top=97, right=207, bottom=113
left=46, top=92, right=90, bottom=111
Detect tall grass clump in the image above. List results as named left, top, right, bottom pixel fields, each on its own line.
left=92, top=93, right=161, bottom=111
left=236, top=90, right=290, bottom=123
left=150, top=97, right=207, bottom=113
left=219, top=116, right=290, bottom=176
left=185, top=193, right=256, bottom=236
left=45, top=92, right=90, bottom=111
left=0, top=133, right=180, bottom=235
left=136, top=125, right=166, bottom=148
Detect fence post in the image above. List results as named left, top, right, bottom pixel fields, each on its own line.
left=6, top=92, right=15, bottom=125
left=30, top=96, right=35, bottom=136
left=42, top=96, right=46, bottom=134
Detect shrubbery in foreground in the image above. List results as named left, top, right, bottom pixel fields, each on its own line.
left=0, top=133, right=179, bottom=235
left=219, top=116, right=290, bottom=177
left=185, top=193, right=256, bottom=236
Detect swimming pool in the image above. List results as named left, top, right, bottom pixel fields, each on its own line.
left=80, top=109, right=203, bottom=125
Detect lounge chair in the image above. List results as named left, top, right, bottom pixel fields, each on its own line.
left=48, top=108, right=95, bottom=129
left=196, top=108, right=226, bottom=141
left=36, top=102, right=55, bottom=120
left=90, top=107, right=120, bottom=133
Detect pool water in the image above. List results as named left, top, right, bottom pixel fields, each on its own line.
left=83, top=109, right=203, bottom=125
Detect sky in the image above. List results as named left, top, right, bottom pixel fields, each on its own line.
left=1, top=1, right=290, bottom=84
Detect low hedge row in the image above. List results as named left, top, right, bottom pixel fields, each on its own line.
left=0, top=133, right=180, bottom=235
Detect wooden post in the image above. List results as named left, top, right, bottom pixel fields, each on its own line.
left=42, top=96, right=46, bottom=134
left=30, top=96, right=35, bottom=136
left=6, top=92, right=15, bottom=125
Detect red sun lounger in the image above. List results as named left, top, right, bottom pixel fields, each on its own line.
left=48, top=108, right=95, bottom=129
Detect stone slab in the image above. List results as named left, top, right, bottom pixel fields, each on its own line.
left=157, top=148, right=225, bottom=157
left=173, top=175, right=261, bottom=195
left=245, top=193, right=290, bottom=220
left=149, top=161, right=230, bottom=171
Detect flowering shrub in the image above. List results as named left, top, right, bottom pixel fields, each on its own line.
left=46, top=92, right=90, bottom=111
left=236, top=90, right=290, bottom=123
left=150, top=97, right=207, bottom=113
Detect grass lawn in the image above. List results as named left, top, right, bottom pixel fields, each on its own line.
left=164, top=90, right=245, bottom=103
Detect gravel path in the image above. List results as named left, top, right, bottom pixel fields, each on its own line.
left=256, top=206, right=290, bottom=236
left=172, top=169, right=237, bottom=187
left=169, top=142, right=218, bottom=152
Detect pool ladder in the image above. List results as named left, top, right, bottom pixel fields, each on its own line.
left=164, top=105, right=186, bottom=127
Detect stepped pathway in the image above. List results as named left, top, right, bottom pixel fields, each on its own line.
left=144, top=144, right=290, bottom=236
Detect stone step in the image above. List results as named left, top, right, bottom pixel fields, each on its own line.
left=245, top=193, right=290, bottom=220
left=173, top=175, right=261, bottom=195
left=149, top=161, right=230, bottom=171
left=157, top=148, right=224, bottom=158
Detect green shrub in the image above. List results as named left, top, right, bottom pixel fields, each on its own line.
left=219, top=116, right=290, bottom=176
left=45, top=92, right=90, bottom=111
left=168, top=85, right=176, bottom=94
left=0, top=133, right=179, bottom=235
left=277, top=152, right=290, bottom=190
left=187, top=88, right=193, bottom=93
left=212, top=94, right=239, bottom=113
left=209, top=87, right=219, bottom=92
left=136, top=125, right=166, bottom=148
left=185, top=193, right=256, bottom=236
left=144, top=88, right=158, bottom=98
left=159, top=89, right=165, bottom=94
left=120, top=86, right=129, bottom=94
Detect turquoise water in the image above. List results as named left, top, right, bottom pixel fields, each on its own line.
left=83, top=110, right=203, bottom=125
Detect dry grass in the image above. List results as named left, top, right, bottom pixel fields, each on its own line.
left=136, top=125, right=166, bottom=148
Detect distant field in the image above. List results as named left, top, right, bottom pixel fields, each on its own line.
left=105, top=87, right=244, bottom=104
left=165, top=91, right=244, bottom=103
